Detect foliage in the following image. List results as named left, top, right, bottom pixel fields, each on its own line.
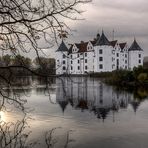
left=92, top=66, right=148, bottom=87
left=0, top=55, right=55, bottom=76
left=137, top=73, right=147, bottom=83
left=34, top=57, right=55, bottom=75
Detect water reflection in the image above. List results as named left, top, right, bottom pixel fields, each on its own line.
left=1, top=76, right=148, bottom=148
left=0, top=76, right=73, bottom=148
left=56, top=77, right=147, bottom=121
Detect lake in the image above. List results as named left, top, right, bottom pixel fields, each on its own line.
left=1, top=77, right=148, bottom=148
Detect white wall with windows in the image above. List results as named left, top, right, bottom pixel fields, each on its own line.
left=56, top=34, right=144, bottom=75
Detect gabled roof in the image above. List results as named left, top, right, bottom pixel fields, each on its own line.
left=119, top=43, right=127, bottom=52
left=56, top=40, right=68, bottom=52
left=129, top=39, right=143, bottom=51
left=95, top=31, right=110, bottom=46
left=68, top=40, right=95, bottom=54
left=110, top=40, right=118, bottom=48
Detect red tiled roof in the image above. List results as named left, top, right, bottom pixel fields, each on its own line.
left=75, top=42, right=88, bottom=53
left=110, top=40, right=118, bottom=47
left=68, top=40, right=96, bottom=54
left=90, top=40, right=97, bottom=46
left=119, top=43, right=127, bottom=50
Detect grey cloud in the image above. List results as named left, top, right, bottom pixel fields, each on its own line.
left=93, top=0, right=148, bottom=13
left=65, top=0, right=148, bottom=55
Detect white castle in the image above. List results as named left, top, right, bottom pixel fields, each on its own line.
left=55, top=31, right=144, bottom=75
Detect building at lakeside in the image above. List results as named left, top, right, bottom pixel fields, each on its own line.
left=55, top=31, right=144, bottom=75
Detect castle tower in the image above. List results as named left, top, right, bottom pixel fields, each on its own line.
left=56, top=40, right=69, bottom=75
left=94, top=31, right=113, bottom=72
left=128, top=39, right=144, bottom=70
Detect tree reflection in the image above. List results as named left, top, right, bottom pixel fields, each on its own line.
left=0, top=77, right=74, bottom=148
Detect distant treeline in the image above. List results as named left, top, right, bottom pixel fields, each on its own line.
left=0, top=54, right=55, bottom=76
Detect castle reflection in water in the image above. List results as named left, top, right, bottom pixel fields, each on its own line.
left=56, top=77, right=146, bottom=121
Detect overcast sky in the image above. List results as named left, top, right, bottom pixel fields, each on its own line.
left=58, top=0, right=148, bottom=56
left=10, top=0, right=147, bottom=59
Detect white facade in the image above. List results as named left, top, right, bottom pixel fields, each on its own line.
left=129, top=50, right=144, bottom=70
left=56, top=32, right=144, bottom=75
left=94, top=45, right=113, bottom=72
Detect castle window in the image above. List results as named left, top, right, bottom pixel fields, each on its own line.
left=117, top=53, right=119, bottom=57
left=63, top=60, right=65, bottom=64
left=85, top=66, right=87, bottom=70
left=71, top=60, right=73, bottom=64
left=85, top=53, right=87, bottom=57
left=125, top=60, right=127, bottom=64
left=78, top=54, right=79, bottom=58
left=99, top=64, right=103, bottom=69
left=139, top=54, right=141, bottom=58
left=117, top=59, right=119, bottom=65
left=63, top=66, right=66, bottom=70
left=99, top=57, right=103, bottom=62
left=78, top=60, right=80, bottom=63
left=71, top=55, right=73, bottom=59
left=63, top=54, right=66, bottom=58
left=139, top=60, right=141, bottom=64
left=78, top=66, right=80, bottom=70
left=71, top=66, right=73, bottom=70
left=99, top=49, right=103, bottom=54
left=85, top=59, right=87, bottom=63
left=125, top=54, right=127, bottom=58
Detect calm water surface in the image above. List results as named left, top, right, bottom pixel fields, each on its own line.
left=1, top=77, right=148, bottom=148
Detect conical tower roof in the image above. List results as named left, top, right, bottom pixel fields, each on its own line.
left=129, top=39, right=143, bottom=51
left=58, top=100, right=68, bottom=113
left=95, top=31, right=110, bottom=46
left=56, top=40, right=68, bottom=52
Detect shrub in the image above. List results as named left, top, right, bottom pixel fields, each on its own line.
left=137, top=73, right=147, bottom=83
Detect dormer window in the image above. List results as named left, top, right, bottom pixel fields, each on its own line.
left=72, top=45, right=78, bottom=53
left=87, top=45, right=93, bottom=51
